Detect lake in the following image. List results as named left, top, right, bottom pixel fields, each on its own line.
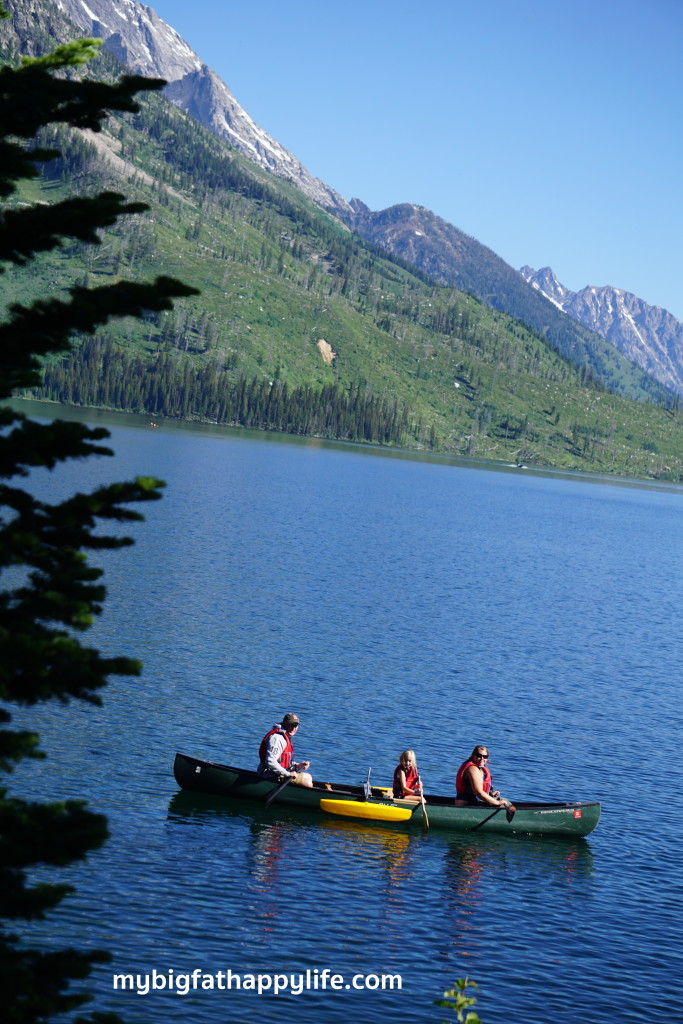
left=9, top=402, right=683, bottom=1023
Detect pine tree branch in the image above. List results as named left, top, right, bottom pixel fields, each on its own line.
left=0, top=192, right=150, bottom=268
left=0, top=276, right=199, bottom=396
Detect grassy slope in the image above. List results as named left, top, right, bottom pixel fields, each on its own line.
left=3, top=45, right=683, bottom=480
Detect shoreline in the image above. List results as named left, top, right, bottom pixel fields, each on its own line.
left=10, top=396, right=683, bottom=492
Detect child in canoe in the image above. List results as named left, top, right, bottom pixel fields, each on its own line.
left=393, top=749, right=423, bottom=802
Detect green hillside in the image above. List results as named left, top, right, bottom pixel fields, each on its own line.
left=1, top=20, right=683, bottom=480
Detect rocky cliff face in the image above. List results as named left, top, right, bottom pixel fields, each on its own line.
left=520, top=266, right=683, bottom=395
left=54, top=0, right=201, bottom=80
left=51, top=0, right=352, bottom=215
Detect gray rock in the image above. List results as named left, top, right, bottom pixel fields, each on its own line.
left=520, top=266, right=683, bottom=395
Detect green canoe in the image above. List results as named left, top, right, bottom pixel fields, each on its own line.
left=173, top=753, right=601, bottom=838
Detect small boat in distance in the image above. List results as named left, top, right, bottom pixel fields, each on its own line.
left=174, top=753, right=601, bottom=838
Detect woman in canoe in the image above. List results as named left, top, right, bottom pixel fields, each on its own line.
left=455, top=746, right=512, bottom=809
left=392, top=749, right=423, bottom=802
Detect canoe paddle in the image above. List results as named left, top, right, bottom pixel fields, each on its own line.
left=419, top=788, right=430, bottom=832
left=471, top=800, right=516, bottom=831
left=415, top=762, right=429, bottom=831
left=264, top=776, right=291, bottom=807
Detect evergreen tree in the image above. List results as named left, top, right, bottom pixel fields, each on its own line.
left=0, top=10, right=198, bottom=1022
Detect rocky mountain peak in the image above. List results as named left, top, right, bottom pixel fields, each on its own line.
left=52, top=0, right=352, bottom=215
left=520, top=266, right=683, bottom=394
left=519, top=265, right=570, bottom=310
left=54, top=0, right=201, bottom=80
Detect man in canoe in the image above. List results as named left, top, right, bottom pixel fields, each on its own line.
left=455, top=745, right=514, bottom=813
left=258, top=713, right=313, bottom=788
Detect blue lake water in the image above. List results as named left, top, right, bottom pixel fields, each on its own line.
left=9, top=403, right=683, bottom=1023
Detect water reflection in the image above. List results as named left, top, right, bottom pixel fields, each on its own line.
left=168, top=792, right=423, bottom=952
left=167, top=791, right=594, bottom=958
left=441, top=834, right=594, bottom=957
left=168, top=792, right=417, bottom=887
left=313, top=818, right=415, bottom=893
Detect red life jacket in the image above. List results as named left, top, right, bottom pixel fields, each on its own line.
left=455, top=760, right=492, bottom=803
left=259, top=726, right=293, bottom=770
left=393, top=763, right=420, bottom=798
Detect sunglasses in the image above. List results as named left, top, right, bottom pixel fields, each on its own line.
left=475, top=753, right=489, bottom=759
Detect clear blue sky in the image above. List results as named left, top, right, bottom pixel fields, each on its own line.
left=148, top=0, right=682, bottom=320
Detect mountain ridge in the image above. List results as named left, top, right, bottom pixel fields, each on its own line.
left=42, top=0, right=674, bottom=404
left=51, top=0, right=352, bottom=215
left=3, top=0, right=683, bottom=481
left=520, top=266, right=683, bottom=395
left=341, top=200, right=668, bottom=403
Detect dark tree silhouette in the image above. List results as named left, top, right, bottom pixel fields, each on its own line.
left=0, top=9, right=198, bottom=1021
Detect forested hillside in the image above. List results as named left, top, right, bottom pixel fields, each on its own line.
left=1, top=5, right=682, bottom=479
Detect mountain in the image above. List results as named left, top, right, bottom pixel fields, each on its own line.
left=3, top=0, right=683, bottom=481
left=50, top=0, right=351, bottom=216
left=41, top=0, right=672, bottom=405
left=343, top=201, right=668, bottom=403
left=520, top=266, right=683, bottom=395
left=518, top=265, right=572, bottom=310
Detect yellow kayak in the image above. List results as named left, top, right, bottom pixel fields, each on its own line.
left=319, top=798, right=413, bottom=822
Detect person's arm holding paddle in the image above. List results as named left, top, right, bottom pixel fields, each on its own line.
left=465, top=763, right=507, bottom=806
